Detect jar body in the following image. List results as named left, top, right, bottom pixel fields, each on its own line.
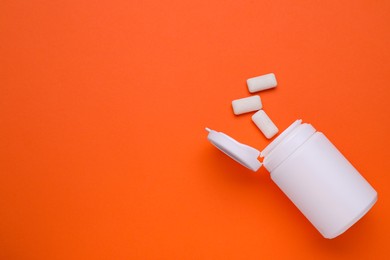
left=270, top=132, right=377, bottom=238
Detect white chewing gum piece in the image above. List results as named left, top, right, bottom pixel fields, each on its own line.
left=252, top=110, right=279, bottom=139
left=232, top=95, right=262, bottom=115
left=247, top=73, right=277, bottom=93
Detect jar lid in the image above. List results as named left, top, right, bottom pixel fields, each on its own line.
left=206, top=128, right=262, bottom=171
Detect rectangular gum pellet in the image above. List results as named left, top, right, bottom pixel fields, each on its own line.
left=232, top=95, right=262, bottom=115
left=252, top=109, right=279, bottom=139
left=247, top=73, right=277, bottom=93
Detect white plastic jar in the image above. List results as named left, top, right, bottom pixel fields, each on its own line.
left=262, top=120, right=377, bottom=238
left=206, top=120, right=377, bottom=238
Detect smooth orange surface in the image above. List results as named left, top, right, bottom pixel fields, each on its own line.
left=1, top=1, right=390, bottom=259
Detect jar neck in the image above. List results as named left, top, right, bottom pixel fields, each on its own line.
left=261, top=120, right=317, bottom=172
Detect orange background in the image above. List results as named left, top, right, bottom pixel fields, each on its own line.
left=1, top=0, right=390, bottom=259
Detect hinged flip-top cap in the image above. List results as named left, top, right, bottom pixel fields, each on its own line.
left=206, top=128, right=262, bottom=171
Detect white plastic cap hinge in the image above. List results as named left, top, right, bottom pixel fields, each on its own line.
left=206, top=128, right=262, bottom=171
